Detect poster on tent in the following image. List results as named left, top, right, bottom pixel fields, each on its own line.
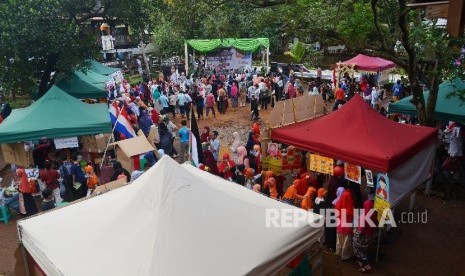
left=344, top=163, right=361, bottom=184
left=374, top=196, right=391, bottom=222
left=267, top=143, right=279, bottom=157
left=375, top=173, right=389, bottom=202
left=309, top=154, right=334, bottom=175
left=206, top=48, right=252, bottom=72
left=365, top=170, right=374, bottom=187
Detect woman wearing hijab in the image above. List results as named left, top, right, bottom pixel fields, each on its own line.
left=262, top=170, right=273, bottom=196
left=282, top=179, right=306, bottom=206
left=230, top=82, right=238, bottom=107
left=301, top=187, right=317, bottom=211
left=203, top=149, right=219, bottom=176
left=353, top=188, right=377, bottom=273
left=158, top=122, right=174, bottom=156
left=218, top=153, right=236, bottom=181
left=334, top=187, right=355, bottom=261
left=17, top=168, right=38, bottom=217
left=230, top=131, right=242, bottom=154
left=245, top=131, right=256, bottom=154
left=236, top=146, right=248, bottom=165
left=200, top=126, right=210, bottom=143
left=138, top=110, right=153, bottom=137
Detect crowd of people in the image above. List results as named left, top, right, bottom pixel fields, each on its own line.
left=2, top=64, right=462, bottom=274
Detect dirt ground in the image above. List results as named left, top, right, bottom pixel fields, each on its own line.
left=1, top=97, right=464, bottom=275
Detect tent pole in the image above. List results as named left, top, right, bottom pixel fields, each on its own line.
left=18, top=226, right=31, bottom=276
left=266, top=46, right=270, bottom=75
left=185, top=42, right=189, bottom=76
left=100, top=105, right=123, bottom=169
left=375, top=227, right=382, bottom=263
left=188, top=103, right=192, bottom=163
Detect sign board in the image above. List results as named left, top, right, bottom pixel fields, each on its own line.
left=309, top=154, right=334, bottom=175
left=262, top=157, right=283, bottom=175
left=54, top=137, right=79, bottom=149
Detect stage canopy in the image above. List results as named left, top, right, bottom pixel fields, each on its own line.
left=89, top=60, right=120, bottom=76
left=186, top=38, right=269, bottom=52
left=0, top=86, right=111, bottom=144
left=271, top=96, right=437, bottom=172
left=389, top=78, right=465, bottom=124
left=339, top=54, right=396, bottom=74
left=18, top=156, right=322, bottom=276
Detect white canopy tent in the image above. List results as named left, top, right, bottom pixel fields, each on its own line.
left=18, top=156, right=323, bottom=276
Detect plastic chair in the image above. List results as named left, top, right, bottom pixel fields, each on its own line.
left=0, top=205, right=12, bottom=224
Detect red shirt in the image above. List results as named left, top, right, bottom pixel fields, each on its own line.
left=218, top=160, right=236, bottom=180
left=335, top=88, right=345, bottom=101
left=40, top=169, right=60, bottom=190
left=357, top=199, right=377, bottom=237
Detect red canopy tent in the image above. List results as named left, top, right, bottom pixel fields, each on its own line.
left=271, top=96, right=437, bottom=173
left=341, top=54, right=396, bottom=72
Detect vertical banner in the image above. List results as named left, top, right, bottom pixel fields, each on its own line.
left=374, top=173, right=390, bottom=221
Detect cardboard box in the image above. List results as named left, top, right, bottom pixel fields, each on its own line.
left=112, top=135, right=155, bottom=172
left=82, top=134, right=113, bottom=153
left=92, top=177, right=127, bottom=195
left=1, top=143, right=33, bottom=167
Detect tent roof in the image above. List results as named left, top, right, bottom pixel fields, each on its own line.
left=0, top=86, right=112, bottom=143
left=74, top=69, right=109, bottom=85
left=389, top=78, right=465, bottom=124
left=271, top=96, right=437, bottom=172
left=186, top=38, right=269, bottom=52
left=55, top=71, right=107, bottom=99
left=18, top=156, right=322, bottom=276
left=340, top=54, right=396, bottom=73
left=89, top=60, right=120, bottom=76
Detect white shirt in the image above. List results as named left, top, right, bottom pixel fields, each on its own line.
left=448, top=127, right=463, bottom=157
left=371, top=89, right=379, bottom=105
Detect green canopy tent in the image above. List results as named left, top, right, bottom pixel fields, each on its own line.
left=75, top=70, right=109, bottom=85
left=184, top=38, right=270, bottom=75
left=0, top=86, right=112, bottom=144
left=389, top=78, right=465, bottom=124
left=89, top=60, right=120, bottom=76
left=55, top=71, right=107, bottom=99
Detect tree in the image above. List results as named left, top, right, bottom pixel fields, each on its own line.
left=0, top=0, right=151, bottom=98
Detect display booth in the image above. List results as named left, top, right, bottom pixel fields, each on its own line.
left=271, top=96, right=437, bottom=206
left=0, top=86, right=111, bottom=144
left=18, top=156, right=323, bottom=275
left=185, top=38, right=270, bottom=75
left=334, top=54, right=396, bottom=87
left=389, top=78, right=465, bottom=124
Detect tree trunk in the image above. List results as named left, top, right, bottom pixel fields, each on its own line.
left=424, top=60, right=440, bottom=127
left=38, top=54, right=58, bottom=98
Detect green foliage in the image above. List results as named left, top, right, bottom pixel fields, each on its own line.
left=285, top=41, right=305, bottom=63
left=0, top=0, right=150, bottom=97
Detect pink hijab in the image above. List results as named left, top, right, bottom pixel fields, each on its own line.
left=231, top=83, right=238, bottom=96
left=236, top=146, right=247, bottom=165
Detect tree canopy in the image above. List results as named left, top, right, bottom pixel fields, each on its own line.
left=0, top=0, right=151, bottom=97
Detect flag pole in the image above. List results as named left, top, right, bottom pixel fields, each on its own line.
left=100, top=104, right=124, bottom=169
left=188, top=103, right=193, bottom=163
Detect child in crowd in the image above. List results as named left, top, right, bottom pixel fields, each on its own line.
left=41, top=188, right=56, bottom=212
